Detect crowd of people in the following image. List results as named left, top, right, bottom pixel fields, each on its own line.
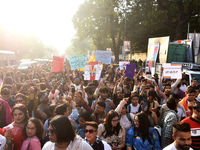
left=0, top=59, right=199, bottom=150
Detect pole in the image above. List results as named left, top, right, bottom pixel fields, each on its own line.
left=123, top=0, right=127, bottom=61
left=187, top=23, right=190, bottom=39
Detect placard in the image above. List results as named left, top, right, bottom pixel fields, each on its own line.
left=84, top=61, right=102, bottom=80
left=125, top=64, right=135, bottom=78
left=119, top=61, right=130, bottom=70
left=69, top=54, right=87, bottom=70
left=162, top=63, right=182, bottom=79
left=53, top=56, right=64, bottom=72
left=95, top=50, right=112, bottom=64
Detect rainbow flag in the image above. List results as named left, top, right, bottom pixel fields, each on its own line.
left=143, top=72, right=155, bottom=82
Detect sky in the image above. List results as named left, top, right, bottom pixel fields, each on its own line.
left=0, top=0, right=84, bottom=54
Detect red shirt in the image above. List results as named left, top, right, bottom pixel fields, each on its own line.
left=181, top=117, right=200, bottom=150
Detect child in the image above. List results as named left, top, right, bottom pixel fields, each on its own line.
left=127, top=93, right=140, bottom=114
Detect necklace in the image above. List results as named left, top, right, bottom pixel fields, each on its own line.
left=55, top=142, right=69, bottom=148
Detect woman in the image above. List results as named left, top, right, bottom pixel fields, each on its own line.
left=21, top=118, right=44, bottom=150
left=126, top=112, right=161, bottom=150
left=0, top=99, right=13, bottom=128
left=98, top=110, right=125, bottom=150
left=138, top=100, right=158, bottom=127
left=3, top=104, right=29, bottom=150
left=42, top=115, right=93, bottom=150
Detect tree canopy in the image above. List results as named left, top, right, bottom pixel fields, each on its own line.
left=72, top=0, right=200, bottom=62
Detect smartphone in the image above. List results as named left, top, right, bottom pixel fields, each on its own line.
left=141, top=101, right=148, bottom=112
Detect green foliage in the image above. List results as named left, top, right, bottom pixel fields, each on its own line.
left=73, top=0, right=200, bottom=56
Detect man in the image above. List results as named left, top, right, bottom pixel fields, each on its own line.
left=84, top=121, right=111, bottom=150
left=85, top=86, right=95, bottom=107
left=91, top=86, right=115, bottom=114
left=181, top=101, right=200, bottom=150
left=0, top=87, right=15, bottom=108
left=179, top=88, right=196, bottom=113
left=163, top=122, right=192, bottom=150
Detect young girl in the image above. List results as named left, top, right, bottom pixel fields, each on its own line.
left=21, top=118, right=44, bottom=150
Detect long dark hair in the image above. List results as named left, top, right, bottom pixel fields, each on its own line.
left=22, top=118, right=44, bottom=139
left=134, top=113, right=153, bottom=145
left=102, top=110, right=122, bottom=138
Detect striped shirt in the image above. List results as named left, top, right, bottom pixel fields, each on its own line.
left=181, top=117, right=200, bottom=150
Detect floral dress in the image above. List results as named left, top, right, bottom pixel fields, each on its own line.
left=126, top=127, right=161, bottom=150
left=97, top=123, right=125, bottom=149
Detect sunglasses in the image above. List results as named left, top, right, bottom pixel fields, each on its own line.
left=47, top=129, right=55, bottom=135
left=84, top=129, right=97, bottom=134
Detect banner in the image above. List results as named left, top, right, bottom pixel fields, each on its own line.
left=125, top=64, right=135, bottom=78
left=124, top=41, right=131, bottom=52
left=53, top=56, right=64, bottom=72
left=148, top=36, right=169, bottom=64
left=147, top=43, right=159, bottom=67
left=69, top=54, right=87, bottom=70
left=119, top=61, right=130, bottom=70
left=95, top=50, right=112, bottom=64
left=162, top=63, right=182, bottom=79
left=84, top=61, right=102, bottom=80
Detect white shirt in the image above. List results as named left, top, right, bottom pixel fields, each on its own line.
left=42, top=135, right=93, bottom=150
left=0, top=135, right=6, bottom=150
left=180, top=84, right=187, bottom=92
left=129, top=103, right=139, bottom=114
left=102, top=141, right=112, bottom=150
left=177, top=107, right=186, bottom=122
left=163, top=142, right=193, bottom=150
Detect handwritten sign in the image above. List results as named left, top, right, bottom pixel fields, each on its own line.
left=95, top=50, right=112, bottom=64
left=119, top=61, right=130, bottom=70
left=69, top=54, right=87, bottom=70
left=53, top=56, right=64, bottom=72
left=125, top=64, right=135, bottom=78
left=162, top=63, right=182, bottom=79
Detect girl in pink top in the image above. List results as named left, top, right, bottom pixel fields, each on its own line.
left=21, top=118, right=44, bottom=150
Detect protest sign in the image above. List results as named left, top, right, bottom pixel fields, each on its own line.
left=124, top=41, right=131, bottom=52
left=95, top=50, right=112, bottom=64
left=147, top=43, right=159, bottom=67
left=53, top=56, right=64, bottom=72
left=84, top=61, right=102, bottom=80
left=119, top=61, right=130, bottom=70
left=69, top=54, right=87, bottom=70
left=125, top=64, right=135, bottom=78
left=162, top=63, right=182, bottom=79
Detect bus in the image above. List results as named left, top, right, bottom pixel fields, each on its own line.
left=0, top=50, right=16, bottom=67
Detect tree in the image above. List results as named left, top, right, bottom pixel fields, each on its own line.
left=126, top=0, right=200, bottom=52
left=73, top=0, right=124, bottom=63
